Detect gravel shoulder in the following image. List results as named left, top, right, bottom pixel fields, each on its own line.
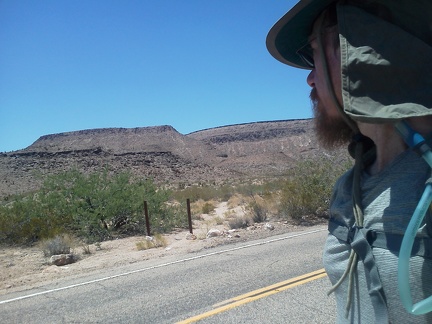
left=0, top=202, right=326, bottom=296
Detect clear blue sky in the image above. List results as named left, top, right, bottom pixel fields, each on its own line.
left=0, top=0, right=312, bottom=152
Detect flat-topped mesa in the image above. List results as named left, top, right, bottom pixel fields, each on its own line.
left=188, top=119, right=313, bottom=144
left=22, top=125, right=190, bottom=155
left=0, top=119, right=348, bottom=199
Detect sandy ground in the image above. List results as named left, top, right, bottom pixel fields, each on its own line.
left=0, top=202, right=320, bottom=296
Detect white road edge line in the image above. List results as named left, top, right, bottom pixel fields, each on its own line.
left=0, top=228, right=326, bottom=305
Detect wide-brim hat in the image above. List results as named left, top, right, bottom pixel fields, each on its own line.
left=267, top=0, right=432, bottom=123
left=266, top=0, right=336, bottom=69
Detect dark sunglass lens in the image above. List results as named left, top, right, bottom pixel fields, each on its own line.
left=297, top=43, right=314, bottom=68
left=300, top=53, right=314, bottom=68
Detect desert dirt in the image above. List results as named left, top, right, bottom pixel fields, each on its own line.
left=0, top=201, right=324, bottom=297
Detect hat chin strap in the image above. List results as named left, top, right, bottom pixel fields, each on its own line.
left=316, top=10, right=389, bottom=321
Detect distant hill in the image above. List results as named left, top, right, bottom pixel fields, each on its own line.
left=0, top=119, right=349, bottom=199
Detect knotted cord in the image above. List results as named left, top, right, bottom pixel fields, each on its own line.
left=314, top=9, right=367, bottom=318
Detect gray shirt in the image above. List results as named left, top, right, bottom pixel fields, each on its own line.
left=323, top=149, right=432, bottom=323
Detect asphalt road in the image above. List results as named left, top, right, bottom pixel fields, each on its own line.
left=0, top=226, right=336, bottom=323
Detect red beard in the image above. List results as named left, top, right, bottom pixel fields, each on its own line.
left=310, top=88, right=353, bottom=149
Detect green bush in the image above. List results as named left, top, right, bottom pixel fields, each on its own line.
left=228, top=216, right=250, bottom=229
left=173, top=184, right=235, bottom=203
left=0, top=159, right=349, bottom=246
left=248, top=200, right=268, bottom=223
left=0, top=169, right=187, bottom=245
left=201, top=202, right=215, bottom=214
left=278, top=160, right=348, bottom=220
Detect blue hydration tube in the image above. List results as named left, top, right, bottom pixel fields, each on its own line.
left=395, top=120, right=432, bottom=315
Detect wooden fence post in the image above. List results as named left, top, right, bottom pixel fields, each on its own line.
left=187, top=198, right=193, bottom=234
left=144, top=200, right=151, bottom=236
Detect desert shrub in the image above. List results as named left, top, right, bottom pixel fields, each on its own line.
left=189, top=199, right=210, bottom=217
left=201, top=202, right=215, bottom=214
left=172, top=184, right=235, bottom=203
left=172, top=181, right=282, bottom=208
left=214, top=216, right=224, bottom=225
left=0, top=169, right=187, bottom=245
left=156, top=198, right=189, bottom=234
left=227, top=194, right=246, bottom=208
left=278, top=160, right=348, bottom=220
left=0, top=194, right=68, bottom=245
left=136, top=234, right=167, bottom=250
left=248, top=200, right=268, bottom=223
left=228, top=215, right=250, bottom=229
left=236, top=183, right=268, bottom=197
left=39, top=234, right=74, bottom=257
left=82, top=244, right=92, bottom=255
left=172, top=185, right=215, bottom=202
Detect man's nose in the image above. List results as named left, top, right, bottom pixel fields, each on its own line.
left=307, top=69, right=315, bottom=87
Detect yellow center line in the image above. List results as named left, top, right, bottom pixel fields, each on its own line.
left=176, top=268, right=327, bottom=324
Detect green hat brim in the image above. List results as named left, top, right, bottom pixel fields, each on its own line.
left=266, top=0, right=336, bottom=69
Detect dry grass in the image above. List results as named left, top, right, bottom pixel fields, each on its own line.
left=214, top=216, right=224, bottom=225
left=39, top=234, right=76, bottom=257
left=136, top=234, right=168, bottom=251
left=192, top=199, right=219, bottom=215
left=227, top=194, right=247, bottom=208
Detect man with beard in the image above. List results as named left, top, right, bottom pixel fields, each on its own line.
left=267, top=0, right=432, bottom=323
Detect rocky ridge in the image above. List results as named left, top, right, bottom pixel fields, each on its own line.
left=0, top=119, right=347, bottom=199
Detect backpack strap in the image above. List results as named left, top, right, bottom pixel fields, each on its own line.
left=329, top=218, right=388, bottom=321
left=329, top=218, right=432, bottom=258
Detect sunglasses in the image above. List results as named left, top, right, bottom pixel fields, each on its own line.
left=296, top=42, right=315, bottom=68
left=296, top=25, right=339, bottom=69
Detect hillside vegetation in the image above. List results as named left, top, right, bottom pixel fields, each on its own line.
left=0, top=159, right=349, bottom=246
left=0, top=119, right=351, bottom=247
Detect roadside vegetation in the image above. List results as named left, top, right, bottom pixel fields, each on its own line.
left=0, top=169, right=186, bottom=245
left=0, top=159, right=349, bottom=248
